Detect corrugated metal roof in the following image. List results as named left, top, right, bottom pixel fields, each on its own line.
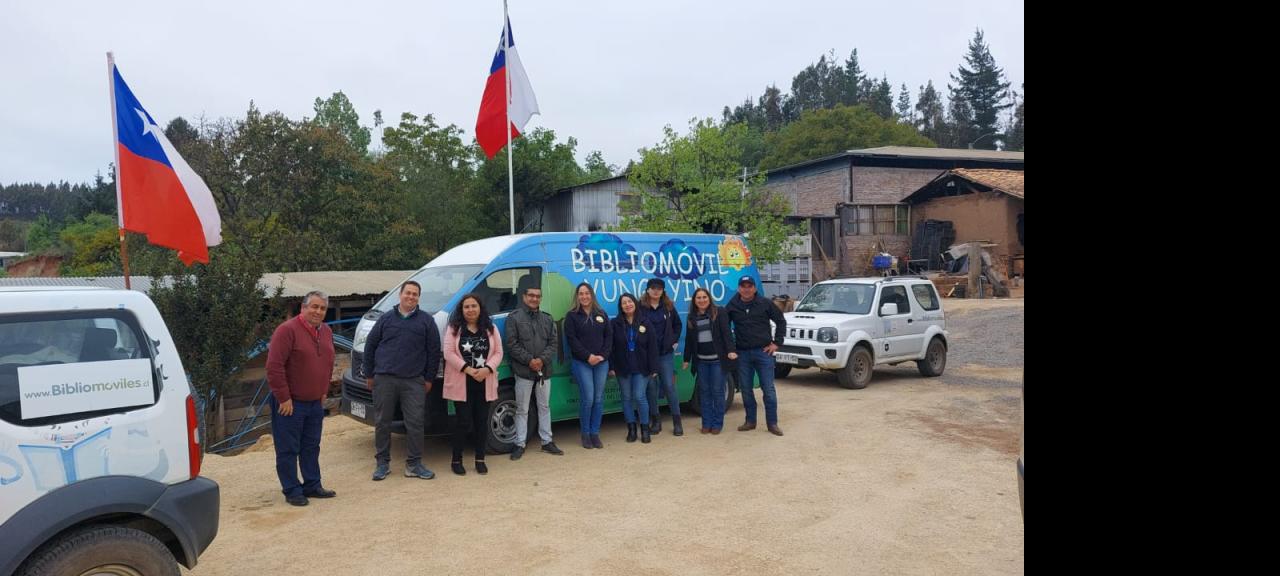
left=0, top=270, right=417, bottom=298
left=850, top=146, right=1024, bottom=161
left=264, top=270, right=420, bottom=298
left=761, top=146, right=1024, bottom=177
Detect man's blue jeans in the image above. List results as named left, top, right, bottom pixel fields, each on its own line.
left=737, top=348, right=778, bottom=426
left=270, top=396, right=324, bottom=498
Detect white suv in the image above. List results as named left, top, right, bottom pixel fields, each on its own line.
left=776, top=276, right=948, bottom=389
left=0, top=287, right=219, bottom=576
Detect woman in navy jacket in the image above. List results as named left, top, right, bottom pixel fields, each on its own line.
left=564, top=282, right=612, bottom=449
left=609, top=293, right=659, bottom=444
left=641, top=278, right=685, bottom=436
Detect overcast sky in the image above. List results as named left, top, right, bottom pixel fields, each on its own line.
left=0, top=0, right=1023, bottom=185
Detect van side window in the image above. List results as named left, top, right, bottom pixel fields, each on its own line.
left=0, top=311, right=155, bottom=427
left=911, top=284, right=940, bottom=311
left=878, top=286, right=911, bottom=316
left=472, top=267, right=542, bottom=315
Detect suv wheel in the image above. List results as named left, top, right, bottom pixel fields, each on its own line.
left=19, top=525, right=178, bottom=576
left=917, top=337, right=947, bottom=377
left=774, top=364, right=792, bottom=379
left=837, top=346, right=873, bottom=389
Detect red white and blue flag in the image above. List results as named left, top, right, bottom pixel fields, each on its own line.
left=111, top=61, right=221, bottom=265
left=475, top=18, right=540, bottom=159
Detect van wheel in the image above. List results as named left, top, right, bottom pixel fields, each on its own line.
left=774, top=364, right=793, bottom=379
left=686, top=371, right=702, bottom=415
left=687, top=367, right=738, bottom=414
left=724, top=370, right=738, bottom=411
left=917, top=338, right=947, bottom=377
left=18, top=525, right=178, bottom=576
left=485, top=385, right=519, bottom=454
left=838, top=346, right=873, bottom=389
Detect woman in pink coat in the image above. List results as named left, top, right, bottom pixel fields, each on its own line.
left=443, top=293, right=504, bottom=475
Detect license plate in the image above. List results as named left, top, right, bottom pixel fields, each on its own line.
left=350, top=401, right=366, bottom=419
left=775, top=352, right=798, bottom=365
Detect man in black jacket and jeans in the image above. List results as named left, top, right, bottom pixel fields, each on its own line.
left=725, top=276, right=786, bottom=436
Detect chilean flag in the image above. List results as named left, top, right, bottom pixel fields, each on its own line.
left=111, top=62, right=221, bottom=265
left=475, top=18, right=540, bottom=159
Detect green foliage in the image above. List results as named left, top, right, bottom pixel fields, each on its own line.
left=59, top=212, right=119, bottom=276
left=948, top=29, right=1013, bottom=149
left=474, top=128, right=587, bottom=234
left=760, top=105, right=934, bottom=170
left=618, top=119, right=800, bottom=264
left=147, top=244, right=282, bottom=407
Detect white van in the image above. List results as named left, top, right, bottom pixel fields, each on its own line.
left=0, top=287, right=219, bottom=576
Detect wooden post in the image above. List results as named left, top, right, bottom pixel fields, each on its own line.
left=215, top=394, right=226, bottom=443
left=966, top=241, right=982, bottom=299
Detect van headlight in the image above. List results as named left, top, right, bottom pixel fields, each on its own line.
left=353, top=323, right=372, bottom=352
left=817, top=328, right=839, bottom=343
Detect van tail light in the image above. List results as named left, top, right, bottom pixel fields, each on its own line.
left=186, top=395, right=203, bottom=478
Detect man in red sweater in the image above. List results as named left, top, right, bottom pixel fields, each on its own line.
left=267, top=290, right=337, bottom=506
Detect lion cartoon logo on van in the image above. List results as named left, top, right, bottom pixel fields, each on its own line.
left=718, top=237, right=752, bottom=271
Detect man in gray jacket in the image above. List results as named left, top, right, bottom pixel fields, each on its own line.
left=504, top=277, right=564, bottom=460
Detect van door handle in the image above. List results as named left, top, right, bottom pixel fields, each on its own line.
left=907, top=319, right=913, bottom=323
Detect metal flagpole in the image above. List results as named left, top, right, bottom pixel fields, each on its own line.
left=107, top=52, right=132, bottom=289
left=504, top=0, right=515, bottom=235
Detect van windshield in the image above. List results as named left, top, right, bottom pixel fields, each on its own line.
left=367, top=265, right=485, bottom=319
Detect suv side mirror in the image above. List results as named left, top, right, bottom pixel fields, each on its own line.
left=880, top=302, right=898, bottom=316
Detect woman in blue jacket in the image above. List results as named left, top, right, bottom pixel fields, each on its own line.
left=609, top=293, right=658, bottom=444
left=641, top=278, right=685, bottom=436
left=564, top=282, right=612, bottom=449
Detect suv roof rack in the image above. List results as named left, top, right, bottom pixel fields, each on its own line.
left=880, top=275, right=928, bottom=282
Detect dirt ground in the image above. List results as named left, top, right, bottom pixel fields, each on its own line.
left=187, top=298, right=1023, bottom=576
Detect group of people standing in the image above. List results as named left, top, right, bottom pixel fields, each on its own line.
left=563, top=275, right=787, bottom=449
left=264, top=274, right=786, bottom=506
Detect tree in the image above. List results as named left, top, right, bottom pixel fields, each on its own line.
left=583, top=151, right=616, bottom=182
left=760, top=85, right=786, bottom=132
left=841, top=49, right=866, bottom=106
left=759, top=105, right=934, bottom=170
left=379, top=112, right=479, bottom=260
left=896, top=83, right=913, bottom=124
left=58, top=212, right=119, bottom=276
left=945, top=91, right=976, bottom=149
left=312, top=91, right=372, bottom=155
left=24, top=215, right=59, bottom=253
left=0, top=219, right=29, bottom=251
left=147, top=244, right=281, bottom=414
left=948, top=29, right=1012, bottom=149
left=165, top=117, right=200, bottom=153
left=214, top=102, right=385, bottom=271
left=1006, top=83, right=1024, bottom=151
left=619, top=119, right=799, bottom=264
left=71, top=171, right=117, bottom=221
left=474, top=128, right=586, bottom=235
left=915, top=81, right=947, bottom=144
left=868, top=76, right=895, bottom=119
left=785, top=52, right=844, bottom=121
